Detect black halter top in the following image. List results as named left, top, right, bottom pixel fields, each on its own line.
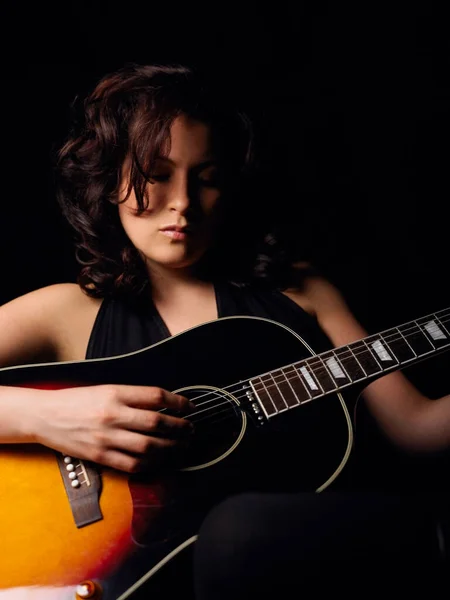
left=85, top=280, right=333, bottom=360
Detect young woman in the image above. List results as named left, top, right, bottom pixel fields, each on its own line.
left=0, top=63, right=449, bottom=598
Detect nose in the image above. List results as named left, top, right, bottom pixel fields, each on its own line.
left=168, top=174, right=191, bottom=214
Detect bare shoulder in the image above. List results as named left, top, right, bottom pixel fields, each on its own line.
left=281, top=262, right=344, bottom=317
left=281, top=264, right=367, bottom=347
left=0, top=283, right=103, bottom=367
left=46, top=283, right=104, bottom=362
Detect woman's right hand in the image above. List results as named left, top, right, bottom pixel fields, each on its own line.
left=30, top=384, right=194, bottom=473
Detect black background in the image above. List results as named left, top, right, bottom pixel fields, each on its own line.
left=1, top=2, right=449, bottom=479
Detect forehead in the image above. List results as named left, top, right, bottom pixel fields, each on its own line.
left=163, top=116, right=216, bottom=163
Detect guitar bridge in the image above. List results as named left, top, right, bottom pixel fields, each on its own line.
left=56, top=453, right=103, bottom=528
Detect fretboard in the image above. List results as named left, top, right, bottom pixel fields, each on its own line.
left=250, top=307, right=450, bottom=418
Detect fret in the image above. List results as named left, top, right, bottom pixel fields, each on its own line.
left=250, top=376, right=278, bottom=417
left=321, top=351, right=352, bottom=386
left=297, top=363, right=323, bottom=398
left=416, top=315, right=450, bottom=350
left=434, top=310, right=450, bottom=338
left=334, top=346, right=366, bottom=382
left=272, top=369, right=301, bottom=408
left=304, top=356, right=338, bottom=393
left=363, top=338, right=384, bottom=369
left=251, top=369, right=304, bottom=417
left=396, top=322, right=434, bottom=356
left=380, top=327, right=415, bottom=363
left=248, top=307, right=450, bottom=420
left=365, top=333, right=399, bottom=367
left=348, top=341, right=383, bottom=377
left=281, top=365, right=312, bottom=404
left=261, top=374, right=288, bottom=412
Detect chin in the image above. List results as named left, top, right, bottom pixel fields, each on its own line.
left=144, top=251, right=204, bottom=271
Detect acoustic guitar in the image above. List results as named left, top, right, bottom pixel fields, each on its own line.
left=0, top=309, right=449, bottom=599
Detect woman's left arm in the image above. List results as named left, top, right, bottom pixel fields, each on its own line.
left=284, top=275, right=450, bottom=453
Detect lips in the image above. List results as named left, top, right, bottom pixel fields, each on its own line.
left=159, top=225, right=191, bottom=241
left=159, top=224, right=190, bottom=233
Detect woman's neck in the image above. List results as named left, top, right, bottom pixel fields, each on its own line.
left=147, top=268, right=213, bottom=304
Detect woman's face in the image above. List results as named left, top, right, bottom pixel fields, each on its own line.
left=118, top=115, right=224, bottom=278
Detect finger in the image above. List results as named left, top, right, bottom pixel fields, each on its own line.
left=119, top=406, right=194, bottom=437
left=97, top=449, right=145, bottom=474
left=108, top=429, right=179, bottom=455
left=116, top=385, right=194, bottom=412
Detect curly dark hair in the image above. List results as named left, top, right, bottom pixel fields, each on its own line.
left=56, top=62, right=295, bottom=303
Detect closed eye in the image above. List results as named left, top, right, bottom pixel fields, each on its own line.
left=197, top=177, right=221, bottom=188
left=149, top=174, right=170, bottom=183
left=150, top=174, right=222, bottom=188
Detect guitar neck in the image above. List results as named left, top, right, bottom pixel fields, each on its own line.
left=250, top=307, right=450, bottom=418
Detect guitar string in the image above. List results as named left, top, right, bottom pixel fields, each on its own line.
left=186, top=309, right=450, bottom=410
left=165, top=311, right=450, bottom=425
left=170, top=311, right=450, bottom=423
left=190, top=406, right=239, bottom=427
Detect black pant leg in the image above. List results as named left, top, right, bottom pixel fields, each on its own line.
left=193, top=491, right=443, bottom=599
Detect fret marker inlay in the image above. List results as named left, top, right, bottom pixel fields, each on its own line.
left=371, top=340, right=392, bottom=362
left=326, top=357, right=346, bottom=379
left=425, top=320, right=447, bottom=340
left=300, top=366, right=319, bottom=390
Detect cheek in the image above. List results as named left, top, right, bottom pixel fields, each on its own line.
left=119, top=181, right=165, bottom=213
left=202, top=190, right=223, bottom=217
left=118, top=207, right=150, bottom=246
left=205, top=193, right=226, bottom=226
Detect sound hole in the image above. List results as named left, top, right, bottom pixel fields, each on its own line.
left=176, top=386, right=246, bottom=470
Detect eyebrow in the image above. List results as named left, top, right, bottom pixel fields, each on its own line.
left=154, top=156, right=218, bottom=170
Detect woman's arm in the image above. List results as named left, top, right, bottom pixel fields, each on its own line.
left=0, top=285, right=193, bottom=471
left=284, top=274, right=450, bottom=453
